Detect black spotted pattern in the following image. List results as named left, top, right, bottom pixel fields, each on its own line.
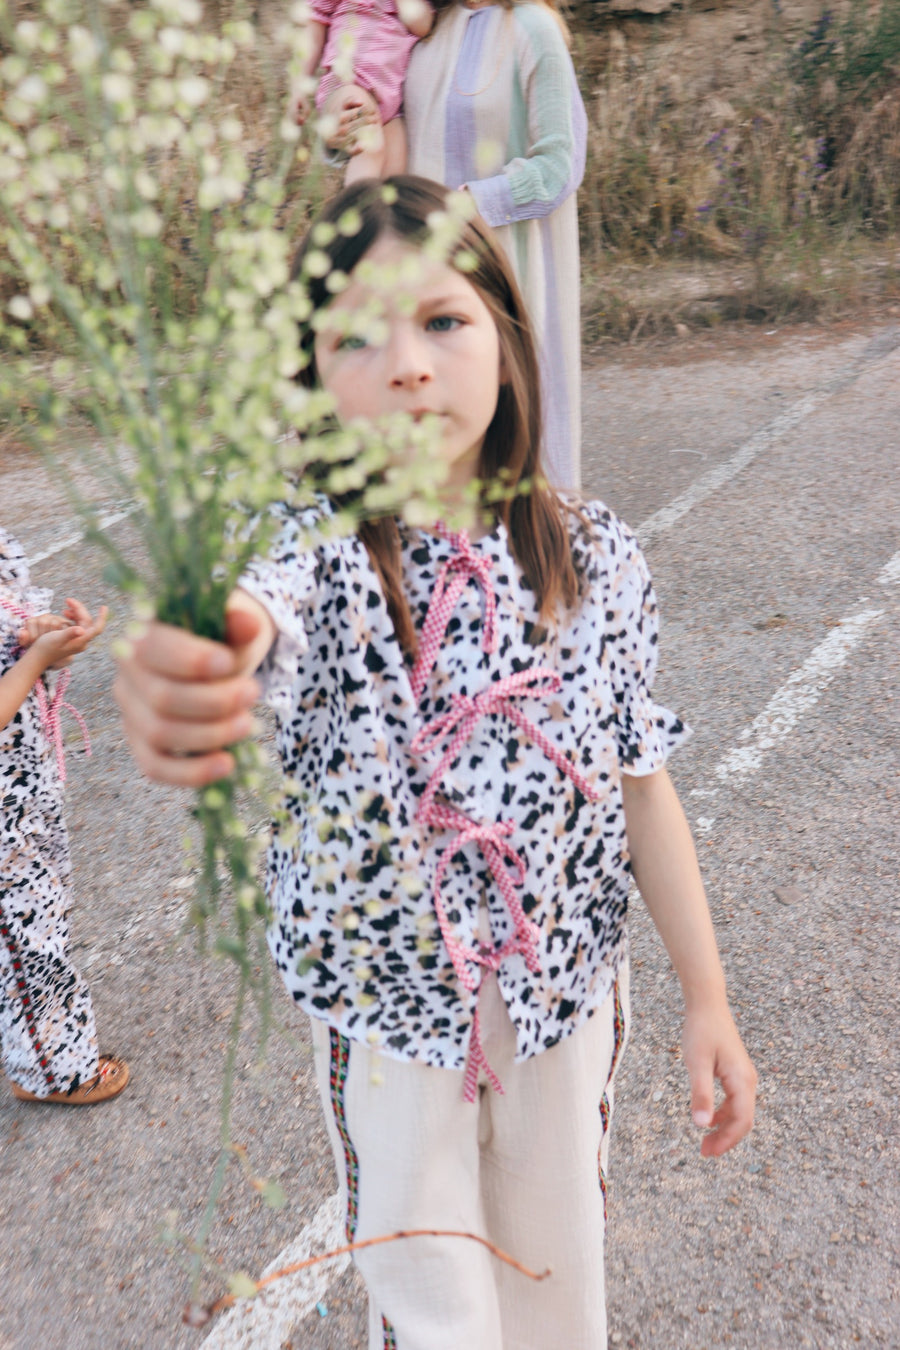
left=0, top=529, right=99, bottom=1096
left=241, top=499, right=688, bottom=1070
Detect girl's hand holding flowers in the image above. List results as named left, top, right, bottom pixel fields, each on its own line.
left=114, top=593, right=274, bottom=789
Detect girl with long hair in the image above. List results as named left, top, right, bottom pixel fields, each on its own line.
left=115, top=176, right=755, bottom=1349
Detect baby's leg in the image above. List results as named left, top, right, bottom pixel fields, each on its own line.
left=382, top=117, right=407, bottom=177
left=321, top=83, right=384, bottom=180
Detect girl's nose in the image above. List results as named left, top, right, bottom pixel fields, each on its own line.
left=387, top=326, right=433, bottom=389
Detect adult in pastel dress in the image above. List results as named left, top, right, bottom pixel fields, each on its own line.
left=404, top=0, right=587, bottom=490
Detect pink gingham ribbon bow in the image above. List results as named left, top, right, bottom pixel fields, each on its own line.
left=411, top=668, right=602, bottom=819
left=407, top=526, right=607, bottom=1100
left=410, top=525, right=498, bottom=705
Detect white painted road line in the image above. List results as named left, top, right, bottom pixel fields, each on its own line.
left=637, top=330, right=900, bottom=551
left=29, top=504, right=136, bottom=565
left=714, top=607, right=884, bottom=782
left=878, top=552, right=900, bottom=588
left=705, top=548, right=898, bottom=789
left=637, top=391, right=825, bottom=549
left=201, top=1192, right=349, bottom=1349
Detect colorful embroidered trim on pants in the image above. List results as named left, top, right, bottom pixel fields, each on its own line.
left=328, top=1029, right=399, bottom=1346
left=328, top=1028, right=359, bottom=1242
left=598, top=976, right=627, bottom=1222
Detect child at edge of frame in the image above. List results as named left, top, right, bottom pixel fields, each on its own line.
left=114, top=174, right=757, bottom=1349
left=0, top=527, right=128, bottom=1105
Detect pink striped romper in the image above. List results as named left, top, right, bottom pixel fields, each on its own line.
left=312, top=0, right=428, bottom=123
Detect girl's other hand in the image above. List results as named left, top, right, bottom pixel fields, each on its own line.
left=19, top=604, right=107, bottom=668
left=26, top=620, right=85, bottom=671
left=114, top=596, right=270, bottom=788
left=17, top=613, right=67, bottom=649
left=681, top=1004, right=757, bottom=1158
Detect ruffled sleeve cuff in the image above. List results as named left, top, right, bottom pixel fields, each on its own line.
left=617, top=701, right=692, bottom=777
left=239, top=515, right=320, bottom=719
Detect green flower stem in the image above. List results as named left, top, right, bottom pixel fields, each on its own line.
left=188, top=963, right=248, bottom=1301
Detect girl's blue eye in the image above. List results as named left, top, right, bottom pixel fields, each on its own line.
left=338, top=334, right=367, bottom=351
left=427, top=314, right=462, bottom=333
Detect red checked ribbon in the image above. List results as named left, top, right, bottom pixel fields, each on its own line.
left=0, top=595, right=91, bottom=785
left=409, top=524, right=497, bottom=705
left=409, top=529, right=601, bottom=1101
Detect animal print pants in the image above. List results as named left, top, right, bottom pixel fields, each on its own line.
left=0, top=796, right=99, bottom=1096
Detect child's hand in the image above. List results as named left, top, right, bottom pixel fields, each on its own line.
left=397, top=0, right=434, bottom=38
left=681, top=1004, right=757, bottom=1157
left=17, top=612, right=67, bottom=649
left=290, top=86, right=312, bottom=126
left=114, top=597, right=269, bottom=788
left=333, top=97, right=378, bottom=154
left=18, top=602, right=107, bottom=669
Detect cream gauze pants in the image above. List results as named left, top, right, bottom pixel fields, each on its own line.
left=310, top=960, right=630, bottom=1350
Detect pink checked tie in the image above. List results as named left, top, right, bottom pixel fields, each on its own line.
left=409, top=528, right=601, bottom=1101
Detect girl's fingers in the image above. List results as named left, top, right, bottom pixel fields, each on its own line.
left=121, top=724, right=237, bottom=788
left=121, top=662, right=258, bottom=724
left=114, top=615, right=266, bottom=784
left=128, top=622, right=241, bottom=682
left=114, top=667, right=255, bottom=751
left=698, top=1062, right=757, bottom=1158
left=87, top=603, right=108, bottom=637
left=699, top=1090, right=755, bottom=1157
left=64, top=597, right=91, bottom=626
left=690, top=1067, right=715, bottom=1130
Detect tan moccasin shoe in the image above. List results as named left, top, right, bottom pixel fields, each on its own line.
left=10, top=1054, right=130, bottom=1105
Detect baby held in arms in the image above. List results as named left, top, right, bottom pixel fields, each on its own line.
left=290, top=0, right=434, bottom=182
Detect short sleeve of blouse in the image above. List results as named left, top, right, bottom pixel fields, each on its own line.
left=238, top=509, right=321, bottom=718
left=588, top=506, right=691, bottom=775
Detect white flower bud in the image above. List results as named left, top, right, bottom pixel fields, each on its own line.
left=178, top=75, right=210, bottom=108
left=7, top=295, right=33, bottom=321
left=101, top=72, right=133, bottom=105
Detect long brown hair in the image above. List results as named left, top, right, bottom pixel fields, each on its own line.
left=291, top=175, right=582, bottom=656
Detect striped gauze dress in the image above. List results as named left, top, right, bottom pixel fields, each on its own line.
left=404, top=1, right=587, bottom=490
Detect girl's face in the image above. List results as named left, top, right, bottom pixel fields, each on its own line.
left=313, top=235, right=503, bottom=497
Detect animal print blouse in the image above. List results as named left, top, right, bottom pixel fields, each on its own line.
left=241, top=499, right=688, bottom=1073
left=0, top=529, right=57, bottom=805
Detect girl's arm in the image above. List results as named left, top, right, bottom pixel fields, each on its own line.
left=114, top=588, right=275, bottom=788
left=622, top=766, right=757, bottom=1157
left=0, top=643, right=53, bottom=733
left=0, top=607, right=105, bottom=731
left=463, top=12, right=586, bottom=227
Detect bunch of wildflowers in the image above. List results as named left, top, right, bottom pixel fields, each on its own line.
left=0, top=0, right=473, bottom=1305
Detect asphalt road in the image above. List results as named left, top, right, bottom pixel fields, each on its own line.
left=0, top=317, right=897, bottom=1350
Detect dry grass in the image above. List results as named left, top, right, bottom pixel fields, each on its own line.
left=1, top=1, right=898, bottom=347
left=575, top=0, right=900, bottom=337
